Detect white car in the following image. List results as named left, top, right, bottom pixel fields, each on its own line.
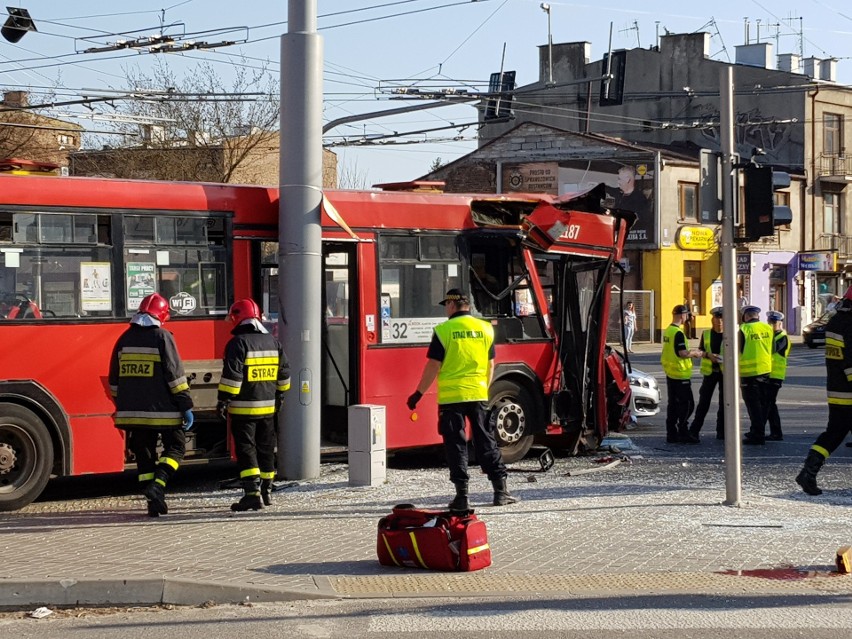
left=628, top=368, right=661, bottom=419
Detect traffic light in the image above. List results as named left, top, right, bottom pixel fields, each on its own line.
left=743, top=164, right=792, bottom=241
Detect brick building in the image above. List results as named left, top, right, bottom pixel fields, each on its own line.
left=0, top=91, right=82, bottom=168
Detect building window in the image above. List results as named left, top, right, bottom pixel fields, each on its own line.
left=775, top=190, right=791, bottom=231
left=678, top=182, right=698, bottom=222
left=824, top=113, right=843, bottom=156
left=824, top=191, right=840, bottom=235
left=683, top=260, right=702, bottom=316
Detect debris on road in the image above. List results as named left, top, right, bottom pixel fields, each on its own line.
left=28, top=607, right=52, bottom=619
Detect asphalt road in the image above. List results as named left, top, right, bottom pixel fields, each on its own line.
left=3, top=595, right=852, bottom=639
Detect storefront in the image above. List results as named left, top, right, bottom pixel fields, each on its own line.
left=645, top=226, right=719, bottom=340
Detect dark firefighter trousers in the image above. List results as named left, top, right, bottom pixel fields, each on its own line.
left=127, top=428, right=186, bottom=489
left=439, top=401, right=506, bottom=485
left=231, top=415, right=276, bottom=490
left=691, top=372, right=724, bottom=438
left=813, top=404, right=852, bottom=458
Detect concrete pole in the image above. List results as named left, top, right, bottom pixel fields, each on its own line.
left=719, top=66, right=742, bottom=507
left=279, top=1, right=322, bottom=480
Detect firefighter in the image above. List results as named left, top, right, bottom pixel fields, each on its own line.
left=407, top=288, right=517, bottom=511
left=796, top=286, right=852, bottom=495
left=217, top=299, right=290, bottom=512
left=108, top=293, right=193, bottom=518
left=763, top=310, right=791, bottom=441
left=661, top=304, right=701, bottom=443
left=740, top=306, right=774, bottom=445
left=688, top=306, right=724, bottom=442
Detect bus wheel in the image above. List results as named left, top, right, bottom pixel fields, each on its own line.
left=0, top=404, right=54, bottom=512
left=488, top=380, right=535, bottom=464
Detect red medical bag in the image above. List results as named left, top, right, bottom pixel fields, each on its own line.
left=377, top=504, right=491, bottom=572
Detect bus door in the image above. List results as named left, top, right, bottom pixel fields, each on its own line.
left=321, top=242, right=358, bottom=448
left=257, top=240, right=358, bottom=451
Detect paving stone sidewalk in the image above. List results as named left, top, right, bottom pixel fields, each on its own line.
left=2, top=436, right=850, bottom=607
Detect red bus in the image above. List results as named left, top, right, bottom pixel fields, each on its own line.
left=0, top=175, right=632, bottom=511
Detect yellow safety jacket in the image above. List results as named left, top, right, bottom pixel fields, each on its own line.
left=433, top=314, right=494, bottom=404
left=740, top=321, right=773, bottom=377
left=698, top=330, right=725, bottom=376
left=770, top=330, right=791, bottom=381
left=661, top=324, right=692, bottom=380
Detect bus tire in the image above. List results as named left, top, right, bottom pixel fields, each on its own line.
left=488, top=380, right=535, bottom=464
left=0, top=404, right=54, bottom=512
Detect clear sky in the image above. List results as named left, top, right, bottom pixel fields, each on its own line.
left=3, top=1, right=852, bottom=186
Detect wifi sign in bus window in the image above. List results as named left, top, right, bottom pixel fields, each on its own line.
left=170, top=292, right=197, bottom=315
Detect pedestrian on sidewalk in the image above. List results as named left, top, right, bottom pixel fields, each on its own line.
left=740, top=306, right=774, bottom=446
left=689, top=306, right=725, bottom=442
left=108, top=293, right=194, bottom=518
left=407, top=288, right=518, bottom=511
left=796, top=286, right=852, bottom=495
left=623, top=301, right=637, bottom=353
left=763, top=310, right=791, bottom=441
left=661, top=304, right=701, bottom=443
left=217, top=299, right=290, bottom=512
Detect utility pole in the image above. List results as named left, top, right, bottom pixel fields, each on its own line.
left=720, top=66, right=742, bottom=507
left=279, top=1, right=323, bottom=480
left=540, top=3, right=553, bottom=85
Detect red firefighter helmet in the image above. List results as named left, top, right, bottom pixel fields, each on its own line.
left=845, top=285, right=852, bottom=301
left=229, top=298, right=261, bottom=325
left=137, top=293, right=170, bottom=323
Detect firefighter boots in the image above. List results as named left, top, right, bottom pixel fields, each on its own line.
left=232, top=477, right=263, bottom=511
left=231, top=494, right=263, bottom=511
left=260, top=478, right=273, bottom=506
left=143, top=481, right=168, bottom=517
left=448, top=481, right=469, bottom=512
left=492, top=477, right=519, bottom=506
left=796, top=449, right=826, bottom=496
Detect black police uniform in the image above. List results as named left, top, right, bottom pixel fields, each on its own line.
left=690, top=328, right=724, bottom=440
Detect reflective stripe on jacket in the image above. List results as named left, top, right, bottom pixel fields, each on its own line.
left=433, top=314, right=494, bottom=404
left=218, top=324, right=291, bottom=416
left=825, top=310, right=852, bottom=405
left=109, top=324, right=192, bottom=430
left=661, top=324, right=691, bottom=380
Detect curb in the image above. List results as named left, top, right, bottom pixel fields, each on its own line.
left=4, top=569, right=852, bottom=610
left=0, top=577, right=338, bottom=610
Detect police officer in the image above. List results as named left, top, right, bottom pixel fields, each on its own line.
left=661, top=304, right=701, bottom=443
left=763, top=310, right=791, bottom=441
left=108, top=293, right=193, bottom=517
left=796, top=286, right=852, bottom=495
left=217, top=299, right=290, bottom=512
left=740, top=306, right=774, bottom=445
left=407, top=288, right=517, bottom=511
left=689, top=306, right=724, bottom=442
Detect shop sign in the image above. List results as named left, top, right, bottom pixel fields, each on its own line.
left=736, top=253, right=750, bottom=275
left=675, top=226, right=716, bottom=250
left=798, top=252, right=836, bottom=272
